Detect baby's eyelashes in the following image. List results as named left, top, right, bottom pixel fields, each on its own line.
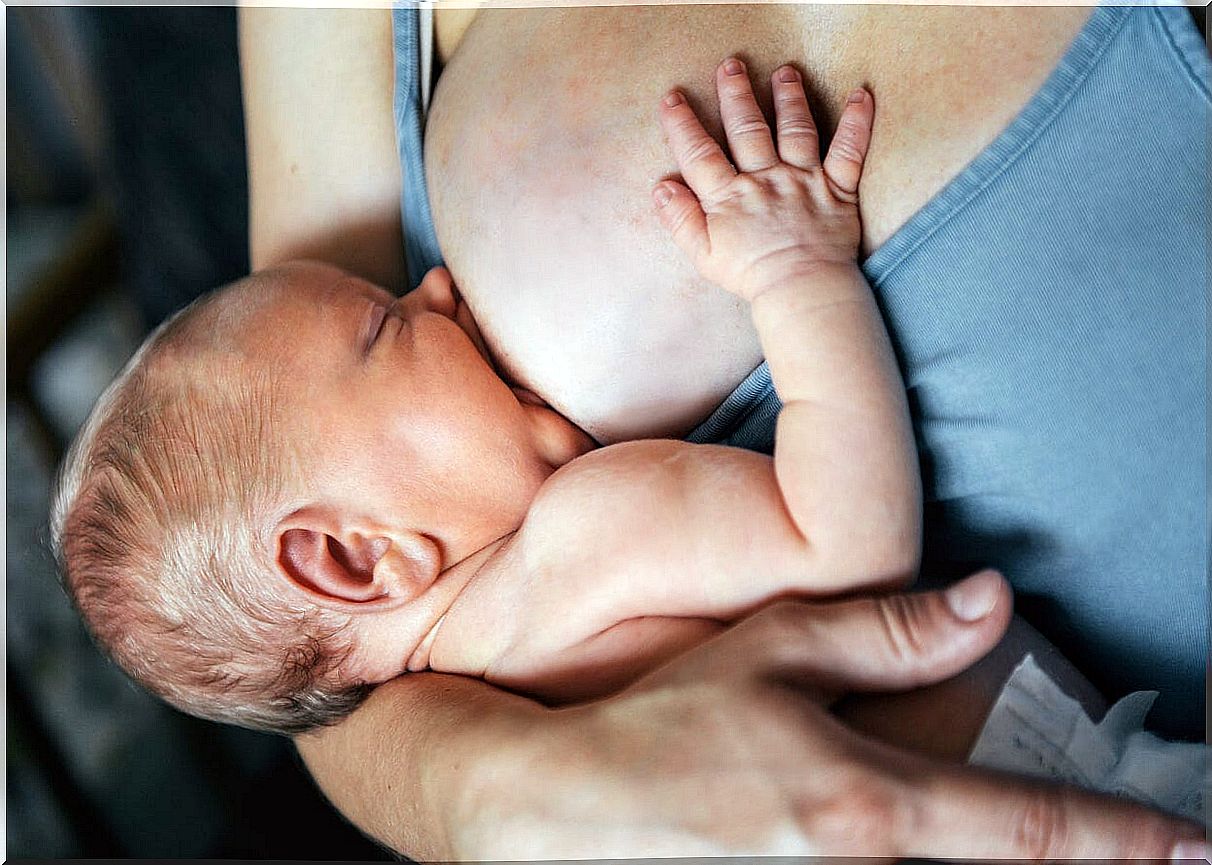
left=362, top=303, right=390, bottom=358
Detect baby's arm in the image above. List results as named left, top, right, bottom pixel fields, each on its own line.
left=654, top=60, right=920, bottom=587
left=479, top=66, right=922, bottom=697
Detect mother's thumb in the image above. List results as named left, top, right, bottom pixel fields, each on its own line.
left=783, top=569, right=1013, bottom=695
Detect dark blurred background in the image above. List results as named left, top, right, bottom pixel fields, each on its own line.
left=7, top=8, right=393, bottom=858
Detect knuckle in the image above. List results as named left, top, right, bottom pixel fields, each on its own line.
left=839, top=114, right=866, bottom=133
left=733, top=174, right=762, bottom=195
left=669, top=113, right=704, bottom=137
left=796, top=771, right=904, bottom=854
left=828, top=138, right=864, bottom=166
left=666, top=203, right=694, bottom=235
left=875, top=594, right=931, bottom=668
left=777, top=120, right=819, bottom=139
left=729, top=117, right=772, bottom=139
left=1011, top=788, right=1072, bottom=860
left=680, top=137, right=720, bottom=165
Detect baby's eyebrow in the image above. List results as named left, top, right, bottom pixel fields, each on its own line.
left=321, top=273, right=374, bottom=308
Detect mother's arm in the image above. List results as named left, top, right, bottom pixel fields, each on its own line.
left=239, top=7, right=406, bottom=289
left=296, top=574, right=1198, bottom=860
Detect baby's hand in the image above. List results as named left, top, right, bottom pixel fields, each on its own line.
left=654, top=58, right=874, bottom=302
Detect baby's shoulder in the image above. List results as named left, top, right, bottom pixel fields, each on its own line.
left=532, top=439, right=704, bottom=509
left=521, top=438, right=768, bottom=545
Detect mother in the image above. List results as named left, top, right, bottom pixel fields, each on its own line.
left=239, top=5, right=1207, bottom=859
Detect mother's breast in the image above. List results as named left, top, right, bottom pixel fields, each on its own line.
left=424, top=5, right=1089, bottom=443
left=426, top=7, right=792, bottom=443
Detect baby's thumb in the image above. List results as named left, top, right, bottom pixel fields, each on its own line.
left=652, top=181, right=709, bottom=264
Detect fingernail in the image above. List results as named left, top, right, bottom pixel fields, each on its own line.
left=723, top=58, right=744, bottom=76
left=1171, top=839, right=1212, bottom=862
left=777, top=66, right=799, bottom=83
left=652, top=185, right=673, bottom=208
left=945, top=569, right=1001, bottom=622
left=662, top=90, right=684, bottom=108
left=847, top=87, right=866, bottom=104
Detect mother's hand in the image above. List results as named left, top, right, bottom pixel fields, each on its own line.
left=298, top=570, right=1203, bottom=860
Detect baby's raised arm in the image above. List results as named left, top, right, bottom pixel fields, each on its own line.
left=472, top=62, right=922, bottom=695
left=653, top=59, right=921, bottom=588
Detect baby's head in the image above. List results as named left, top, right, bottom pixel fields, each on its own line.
left=52, top=261, right=592, bottom=735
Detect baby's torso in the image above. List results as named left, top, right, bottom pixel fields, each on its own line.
left=425, top=5, right=1090, bottom=442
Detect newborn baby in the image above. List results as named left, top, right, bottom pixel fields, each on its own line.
left=52, top=62, right=919, bottom=734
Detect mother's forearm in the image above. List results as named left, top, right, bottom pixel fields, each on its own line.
left=295, top=672, right=541, bottom=860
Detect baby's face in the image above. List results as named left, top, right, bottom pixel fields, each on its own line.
left=228, top=262, right=593, bottom=568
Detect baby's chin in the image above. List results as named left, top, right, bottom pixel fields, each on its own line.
left=521, top=399, right=599, bottom=467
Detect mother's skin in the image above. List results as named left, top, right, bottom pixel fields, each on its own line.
left=426, top=5, right=1092, bottom=443
left=239, top=6, right=1201, bottom=859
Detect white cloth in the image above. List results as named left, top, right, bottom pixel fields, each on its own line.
left=969, top=654, right=1208, bottom=827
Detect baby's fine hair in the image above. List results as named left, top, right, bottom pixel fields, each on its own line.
left=50, top=285, right=371, bottom=736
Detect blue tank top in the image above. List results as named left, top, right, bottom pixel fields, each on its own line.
left=393, top=6, right=1208, bottom=738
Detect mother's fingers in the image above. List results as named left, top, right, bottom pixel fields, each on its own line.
left=715, top=57, right=778, bottom=172
left=658, top=89, right=736, bottom=200
left=906, top=761, right=1209, bottom=861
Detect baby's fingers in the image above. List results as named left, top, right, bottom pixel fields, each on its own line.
left=772, top=65, right=821, bottom=170
left=652, top=180, right=709, bottom=267
left=823, top=88, right=874, bottom=199
left=717, top=58, right=777, bottom=172
left=659, top=89, right=736, bottom=201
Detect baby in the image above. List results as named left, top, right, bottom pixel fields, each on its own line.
left=51, top=62, right=920, bottom=734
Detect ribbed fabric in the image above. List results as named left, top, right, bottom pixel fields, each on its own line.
left=393, top=6, right=1208, bottom=737
left=392, top=5, right=444, bottom=291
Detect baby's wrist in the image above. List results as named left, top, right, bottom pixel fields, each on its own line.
left=747, top=260, right=869, bottom=311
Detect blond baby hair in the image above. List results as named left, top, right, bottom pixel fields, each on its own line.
left=51, top=284, right=371, bottom=735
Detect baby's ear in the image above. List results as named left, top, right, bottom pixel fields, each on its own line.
left=274, top=508, right=442, bottom=610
